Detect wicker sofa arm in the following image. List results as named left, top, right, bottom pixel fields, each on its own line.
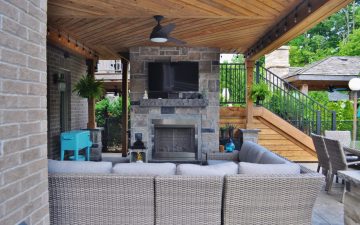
left=223, top=168, right=324, bottom=225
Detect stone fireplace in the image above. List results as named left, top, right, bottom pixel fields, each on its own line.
left=129, top=46, right=220, bottom=161
left=152, top=118, right=198, bottom=160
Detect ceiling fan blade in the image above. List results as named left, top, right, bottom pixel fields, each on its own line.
left=168, top=36, right=186, bottom=45
left=160, top=23, right=175, bottom=34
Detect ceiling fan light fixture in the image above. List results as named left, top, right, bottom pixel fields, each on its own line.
left=150, top=37, right=168, bottom=43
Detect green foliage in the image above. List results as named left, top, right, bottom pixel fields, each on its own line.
left=95, top=97, right=123, bottom=127
left=250, top=82, right=271, bottom=102
left=308, top=91, right=354, bottom=131
left=231, top=54, right=245, bottom=64
left=339, top=28, right=360, bottom=56
left=289, top=1, right=360, bottom=66
left=73, top=75, right=105, bottom=99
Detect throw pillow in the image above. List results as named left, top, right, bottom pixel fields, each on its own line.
left=238, top=162, right=301, bottom=175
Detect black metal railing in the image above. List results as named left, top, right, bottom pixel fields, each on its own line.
left=219, top=63, right=246, bottom=105
left=254, top=62, right=336, bottom=135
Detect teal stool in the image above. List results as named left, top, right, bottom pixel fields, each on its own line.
left=60, top=130, right=92, bottom=161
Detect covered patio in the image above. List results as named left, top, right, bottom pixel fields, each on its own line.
left=0, top=0, right=356, bottom=225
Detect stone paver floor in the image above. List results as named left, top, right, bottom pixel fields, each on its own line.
left=302, top=163, right=345, bottom=225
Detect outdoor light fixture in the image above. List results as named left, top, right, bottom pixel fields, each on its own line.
left=150, top=36, right=168, bottom=43
left=348, top=78, right=360, bottom=141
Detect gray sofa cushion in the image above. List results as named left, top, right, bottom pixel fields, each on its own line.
left=258, top=151, right=288, bottom=164
left=177, top=162, right=238, bottom=176
left=48, top=159, right=113, bottom=174
left=239, top=141, right=288, bottom=164
left=238, top=162, right=301, bottom=175
left=238, top=141, right=268, bottom=163
left=112, top=162, right=176, bottom=176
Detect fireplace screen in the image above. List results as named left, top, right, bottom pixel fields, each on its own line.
left=154, top=126, right=196, bottom=160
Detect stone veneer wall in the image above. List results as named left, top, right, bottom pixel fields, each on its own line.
left=130, top=47, right=220, bottom=159
left=0, top=0, right=49, bottom=224
left=47, top=45, right=88, bottom=159
left=265, top=45, right=290, bottom=78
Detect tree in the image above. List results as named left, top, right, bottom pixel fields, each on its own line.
left=339, top=28, right=360, bottom=56
left=288, top=1, right=360, bottom=66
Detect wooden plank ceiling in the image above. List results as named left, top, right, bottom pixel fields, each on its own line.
left=47, top=0, right=351, bottom=59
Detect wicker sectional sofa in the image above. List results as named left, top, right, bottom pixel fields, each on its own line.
left=48, top=141, right=324, bottom=225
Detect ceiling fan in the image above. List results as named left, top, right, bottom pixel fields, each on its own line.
left=149, top=15, right=186, bottom=45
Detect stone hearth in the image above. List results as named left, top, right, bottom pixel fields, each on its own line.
left=129, top=46, right=220, bottom=160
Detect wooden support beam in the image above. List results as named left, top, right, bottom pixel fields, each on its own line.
left=86, top=59, right=97, bottom=129
left=245, top=0, right=352, bottom=61
left=121, top=59, right=129, bottom=157
left=47, top=27, right=98, bottom=60
left=245, top=60, right=255, bottom=127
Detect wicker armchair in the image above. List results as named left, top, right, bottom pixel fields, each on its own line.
left=323, top=137, right=360, bottom=192
left=311, top=134, right=330, bottom=174
left=324, top=130, right=351, bottom=147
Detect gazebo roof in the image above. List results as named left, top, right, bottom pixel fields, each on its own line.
left=285, top=56, right=360, bottom=90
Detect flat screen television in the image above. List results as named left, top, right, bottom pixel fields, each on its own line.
left=148, top=62, right=199, bottom=98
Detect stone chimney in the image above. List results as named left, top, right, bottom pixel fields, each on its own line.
left=265, top=46, right=290, bottom=78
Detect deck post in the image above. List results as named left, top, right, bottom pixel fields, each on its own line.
left=121, top=59, right=129, bottom=157
left=331, top=111, right=336, bottom=130
left=86, top=59, right=97, bottom=129
left=316, top=110, right=321, bottom=135
left=245, top=60, right=255, bottom=128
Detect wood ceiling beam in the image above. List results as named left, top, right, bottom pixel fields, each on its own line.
left=47, top=27, right=98, bottom=60
left=246, top=0, right=353, bottom=61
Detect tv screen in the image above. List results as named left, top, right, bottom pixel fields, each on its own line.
left=148, top=62, right=199, bottom=98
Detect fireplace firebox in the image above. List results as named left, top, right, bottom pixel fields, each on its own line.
left=151, top=119, right=199, bottom=160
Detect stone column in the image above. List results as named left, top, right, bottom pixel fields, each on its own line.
left=246, top=60, right=255, bottom=127
left=265, top=46, right=290, bottom=78
left=300, top=84, right=309, bottom=95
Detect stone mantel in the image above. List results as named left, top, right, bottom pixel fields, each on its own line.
left=139, top=99, right=208, bottom=107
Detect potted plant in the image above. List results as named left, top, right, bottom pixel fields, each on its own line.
left=225, top=123, right=237, bottom=138
left=250, top=81, right=271, bottom=104
left=73, top=75, right=105, bottom=129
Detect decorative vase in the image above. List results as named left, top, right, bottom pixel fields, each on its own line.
left=225, top=138, right=235, bottom=152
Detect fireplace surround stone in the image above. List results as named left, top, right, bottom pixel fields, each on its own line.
left=130, top=46, right=220, bottom=160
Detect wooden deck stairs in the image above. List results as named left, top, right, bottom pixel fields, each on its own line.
left=220, top=106, right=317, bottom=162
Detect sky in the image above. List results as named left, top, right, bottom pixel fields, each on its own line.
left=220, top=54, right=235, bottom=63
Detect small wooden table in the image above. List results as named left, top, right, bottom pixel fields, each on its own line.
left=60, top=130, right=92, bottom=161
